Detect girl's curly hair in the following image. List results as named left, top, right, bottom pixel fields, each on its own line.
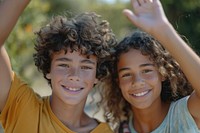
left=102, top=30, right=193, bottom=130
left=33, top=12, right=116, bottom=85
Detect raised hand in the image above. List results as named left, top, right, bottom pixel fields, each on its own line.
left=123, top=0, right=169, bottom=35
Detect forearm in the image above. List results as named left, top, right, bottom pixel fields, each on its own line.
left=0, top=47, right=12, bottom=111
left=154, top=23, right=200, bottom=94
left=0, top=0, right=31, bottom=46
left=0, top=0, right=31, bottom=111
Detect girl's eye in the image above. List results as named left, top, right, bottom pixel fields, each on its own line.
left=121, top=73, right=132, bottom=78
left=142, top=69, right=153, bottom=74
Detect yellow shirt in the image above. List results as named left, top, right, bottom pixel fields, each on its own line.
left=0, top=73, right=113, bottom=133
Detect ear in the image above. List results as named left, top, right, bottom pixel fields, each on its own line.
left=46, top=73, right=51, bottom=79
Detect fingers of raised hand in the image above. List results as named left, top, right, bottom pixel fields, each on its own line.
left=135, top=0, right=153, bottom=6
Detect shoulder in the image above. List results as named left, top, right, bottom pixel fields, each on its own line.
left=169, top=96, right=189, bottom=112
left=91, top=121, right=113, bottom=133
left=165, top=96, right=200, bottom=132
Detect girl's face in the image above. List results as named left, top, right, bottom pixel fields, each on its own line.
left=46, top=49, right=98, bottom=106
left=117, top=49, right=164, bottom=110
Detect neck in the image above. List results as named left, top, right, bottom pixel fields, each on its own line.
left=131, top=101, right=170, bottom=133
left=50, top=96, right=92, bottom=129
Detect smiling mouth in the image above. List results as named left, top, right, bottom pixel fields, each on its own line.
left=131, top=90, right=150, bottom=97
left=62, top=85, right=84, bottom=92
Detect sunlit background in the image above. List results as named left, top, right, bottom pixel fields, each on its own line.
left=1, top=0, right=200, bottom=132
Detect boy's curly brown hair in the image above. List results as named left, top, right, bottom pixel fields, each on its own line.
left=33, top=12, right=116, bottom=85
left=102, top=30, right=193, bottom=130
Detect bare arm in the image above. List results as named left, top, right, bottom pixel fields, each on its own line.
left=123, top=0, right=200, bottom=126
left=0, top=0, right=31, bottom=112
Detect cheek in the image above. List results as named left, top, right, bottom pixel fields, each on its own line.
left=149, top=75, right=163, bottom=91
left=119, top=81, right=130, bottom=101
left=80, top=70, right=97, bottom=80
left=119, top=78, right=132, bottom=91
left=52, top=68, right=67, bottom=78
left=145, top=71, right=162, bottom=83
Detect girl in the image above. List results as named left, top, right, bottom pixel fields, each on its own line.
left=103, top=0, right=200, bottom=132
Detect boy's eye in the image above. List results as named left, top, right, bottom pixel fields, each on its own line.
left=58, top=64, right=69, bottom=68
left=81, top=66, right=92, bottom=70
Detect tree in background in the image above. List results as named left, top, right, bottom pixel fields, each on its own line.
left=163, top=0, right=200, bottom=54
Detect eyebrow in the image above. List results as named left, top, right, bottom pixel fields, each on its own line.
left=118, top=63, right=154, bottom=73
left=55, top=57, right=96, bottom=65
left=81, top=59, right=96, bottom=65
left=55, top=57, right=71, bottom=62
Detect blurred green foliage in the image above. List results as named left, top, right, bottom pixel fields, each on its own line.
left=162, top=0, right=200, bottom=53
left=5, top=0, right=200, bottom=85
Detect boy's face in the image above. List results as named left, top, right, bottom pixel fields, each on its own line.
left=46, top=49, right=98, bottom=106
left=117, top=49, right=164, bottom=110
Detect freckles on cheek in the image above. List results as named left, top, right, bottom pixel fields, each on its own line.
left=54, top=69, right=68, bottom=76
left=119, top=79, right=130, bottom=89
left=82, top=72, right=96, bottom=80
left=148, top=77, right=162, bottom=90
left=149, top=75, right=160, bottom=82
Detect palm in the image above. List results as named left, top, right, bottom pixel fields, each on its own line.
left=123, top=0, right=168, bottom=34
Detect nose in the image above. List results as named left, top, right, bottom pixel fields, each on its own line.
left=67, top=68, right=80, bottom=81
left=131, top=74, right=145, bottom=88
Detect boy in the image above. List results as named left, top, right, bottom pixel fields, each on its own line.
left=0, top=0, right=116, bottom=132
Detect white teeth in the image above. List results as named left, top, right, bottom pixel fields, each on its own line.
left=133, top=90, right=149, bottom=97
left=68, top=87, right=81, bottom=91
